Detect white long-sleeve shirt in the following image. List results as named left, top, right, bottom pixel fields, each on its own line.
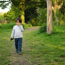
left=11, top=25, right=24, bottom=38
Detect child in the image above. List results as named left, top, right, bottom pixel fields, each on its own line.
left=11, top=17, right=24, bottom=55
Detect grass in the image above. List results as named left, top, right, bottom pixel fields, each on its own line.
left=23, top=25, right=65, bottom=65
left=0, top=24, right=65, bottom=65
left=0, top=29, right=12, bottom=65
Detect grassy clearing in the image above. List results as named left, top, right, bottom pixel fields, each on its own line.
left=23, top=25, right=65, bottom=65
left=0, top=24, right=65, bottom=65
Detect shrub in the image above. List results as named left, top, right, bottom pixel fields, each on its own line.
left=37, top=8, right=47, bottom=26
left=0, top=23, right=32, bottom=30
left=22, top=23, right=32, bottom=29
left=0, top=23, right=16, bottom=29
left=38, top=25, right=46, bottom=33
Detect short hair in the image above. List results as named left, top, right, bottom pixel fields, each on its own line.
left=15, top=17, right=22, bottom=23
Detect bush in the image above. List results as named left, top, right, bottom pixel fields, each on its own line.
left=22, top=23, right=32, bottom=29
left=38, top=25, right=46, bottom=33
left=28, top=19, right=37, bottom=26
left=0, top=23, right=16, bottom=29
left=37, top=24, right=60, bottom=34
left=37, top=8, right=47, bottom=26
left=0, top=23, right=32, bottom=29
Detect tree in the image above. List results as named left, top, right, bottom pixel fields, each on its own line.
left=4, top=5, right=22, bottom=23
left=47, top=0, right=52, bottom=34
left=11, top=0, right=25, bottom=23
left=0, top=0, right=25, bottom=23
left=52, top=0, right=63, bottom=23
left=44, top=0, right=52, bottom=34
left=0, top=0, right=47, bottom=24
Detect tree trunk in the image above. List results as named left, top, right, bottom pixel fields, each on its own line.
left=21, top=0, right=25, bottom=24
left=21, top=11, right=25, bottom=24
left=47, top=0, right=52, bottom=34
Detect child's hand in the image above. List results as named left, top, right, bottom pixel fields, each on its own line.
left=10, top=38, right=13, bottom=40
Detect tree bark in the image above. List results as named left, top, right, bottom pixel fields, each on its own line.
left=21, top=11, right=25, bottom=24
left=21, top=0, right=25, bottom=24
left=47, top=0, right=52, bottom=34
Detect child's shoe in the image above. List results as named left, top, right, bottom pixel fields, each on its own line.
left=19, top=53, right=22, bottom=55
left=16, top=49, right=18, bottom=53
left=19, top=52, right=22, bottom=55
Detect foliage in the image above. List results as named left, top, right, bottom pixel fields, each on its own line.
left=0, top=14, right=4, bottom=20
left=25, top=0, right=46, bottom=9
left=0, top=23, right=16, bottom=29
left=22, top=23, right=32, bottom=29
left=27, top=8, right=47, bottom=26
left=4, top=4, right=23, bottom=23
left=38, top=23, right=65, bottom=34
left=4, top=11, right=15, bottom=23
left=52, top=0, right=63, bottom=5
left=52, top=0, right=64, bottom=25
left=0, top=0, right=11, bottom=9
left=37, top=8, right=47, bottom=25
left=0, top=0, right=65, bottom=26
left=25, top=0, right=47, bottom=25
left=55, top=9, right=64, bottom=25
left=0, top=23, right=32, bottom=29
left=0, top=14, right=4, bottom=23
left=27, top=18, right=37, bottom=26
left=60, top=2, right=65, bottom=15
left=25, top=7, right=38, bottom=23
left=38, top=24, right=46, bottom=33
left=60, top=2, right=65, bottom=22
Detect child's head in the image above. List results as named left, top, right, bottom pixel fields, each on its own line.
left=15, top=17, right=22, bottom=26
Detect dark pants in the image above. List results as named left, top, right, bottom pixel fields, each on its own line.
left=15, top=38, right=22, bottom=53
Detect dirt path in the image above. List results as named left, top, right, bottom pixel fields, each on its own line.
left=10, top=27, right=40, bottom=65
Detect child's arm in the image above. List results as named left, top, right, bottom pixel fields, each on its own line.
left=11, top=27, right=15, bottom=40
left=20, top=25, right=24, bottom=32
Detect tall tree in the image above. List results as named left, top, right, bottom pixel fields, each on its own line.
left=47, top=0, right=52, bottom=34
left=44, top=0, right=52, bottom=34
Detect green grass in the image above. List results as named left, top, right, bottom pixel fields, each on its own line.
left=0, top=24, right=65, bottom=65
left=23, top=25, right=65, bottom=65
left=0, top=29, right=12, bottom=65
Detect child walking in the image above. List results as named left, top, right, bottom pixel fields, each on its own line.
left=11, top=17, right=24, bottom=55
